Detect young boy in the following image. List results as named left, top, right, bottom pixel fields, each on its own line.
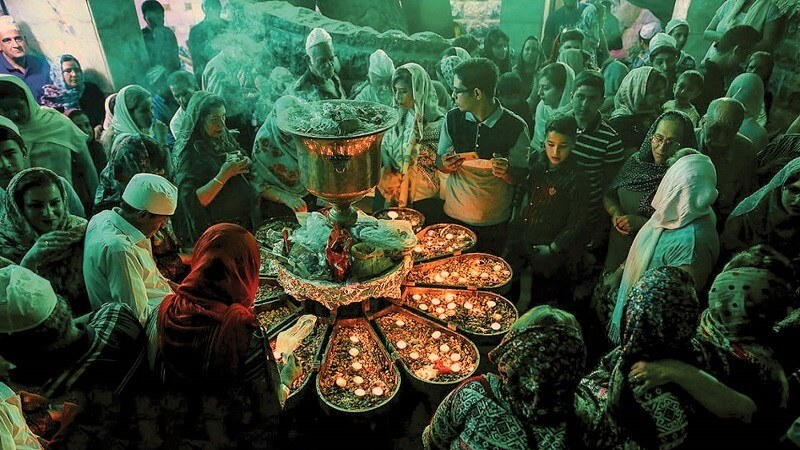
left=663, top=70, right=703, bottom=126
left=509, top=114, right=589, bottom=310
left=666, top=18, right=696, bottom=75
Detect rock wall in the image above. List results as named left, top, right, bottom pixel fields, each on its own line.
left=451, top=0, right=501, bottom=39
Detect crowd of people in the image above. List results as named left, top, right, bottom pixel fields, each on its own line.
left=2, top=0, right=800, bottom=447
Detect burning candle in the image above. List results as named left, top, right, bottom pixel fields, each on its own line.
left=429, top=353, right=440, bottom=361
left=439, top=314, right=448, bottom=320
left=439, top=344, right=450, bottom=353
left=451, top=353, right=461, bottom=361
left=444, top=293, right=455, bottom=302
left=387, top=211, right=399, bottom=219
left=349, top=335, right=359, bottom=344
left=395, top=320, right=405, bottom=327
left=440, top=270, right=450, bottom=278
left=431, top=298, right=441, bottom=305
left=450, top=363, right=461, bottom=372
left=445, top=233, right=454, bottom=240
left=431, top=331, right=442, bottom=339
left=493, top=264, right=503, bottom=272
left=352, top=362, right=363, bottom=371
left=412, top=294, right=422, bottom=301
left=492, top=313, right=503, bottom=321
left=353, top=376, right=364, bottom=384
left=409, top=351, right=419, bottom=360
left=447, top=302, right=457, bottom=310
left=434, top=274, right=444, bottom=283
left=396, top=340, right=407, bottom=349
left=372, top=387, right=384, bottom=396
left=463, top=302, right=473, bottom=310
left=435, top=307, right=445, bottom=314
left=419, top=304, right=428, bottom=311
left=480, top=272, right=490, bottom=279
left=491, top=322, right=502, bottom=330
left=336, top=377, right=347, bottom=388
left=349, top=348, right=359, bottom=357
left=487, top=300, right=496, bottom=308
left=355, top=388, right=366, bottom=397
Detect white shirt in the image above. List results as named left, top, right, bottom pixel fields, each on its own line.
left=83, top=209, right=173, bottom=324
left=169, top=106, right=186, bottom=138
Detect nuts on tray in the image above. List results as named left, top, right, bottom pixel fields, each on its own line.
left=406, top=254, right=512, bottom=289
left=373, top=208, right=425, bottom=233
left=255, top=284, right=285, bottom=305
left=270, top=319, right=327, bottom=392
left=404, top=288, right=516, bottom=335
left=412, top=224, right=476, bottom=262
left=256, top=302, right=296, bottom=334
left=375, top=309, right=477, bottom=384
left=318, top=320, right=398, bottom=411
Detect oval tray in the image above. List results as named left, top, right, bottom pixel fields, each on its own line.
left=373, top=207, right=426, bottom=234
left=316, top=318, right=401, bottom=415
left=371, top=305, right=479, bottom=390
left=269, top=316, right=330, bottom=410
left=411, top=223, right=477, bottom=263
left=254, top=297, right=304, bottom=338
left=404, top=253, right=512, bottom=291
left=400, top=287, right=517, bottom=344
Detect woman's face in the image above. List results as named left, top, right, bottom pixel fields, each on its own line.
left=781, top=179, right=800, bottom=215
left=61, top=60, right=83, bottom=88
left=650, top=118, right=683, bottom=165
left=538, top=76, right=563, bottom=108
left=522, top=39, right=539, bottom=64
left=0, top=86, right=30, bottom=124
left=491, top=39, right=509, bottom=61
left=22, top=183, right=64, bottom=234
left=203, top=105, right=227, bottom=139
left=643, top=77, right=667, bottom=114
left=130, top=97, right=153, bottom=131
left=393, top=79, right=414, bottom=110
left=545, top=131, right=573, bottom=166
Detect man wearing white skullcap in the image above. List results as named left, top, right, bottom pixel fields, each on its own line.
left=83, top=173, right=178, bottom=324
left=0, top=265, right=145, bottom=397
left=290, top=27, right=346, bottom=102
left=665, top=18, right=696, bottom=75
left=631, top=22, right=662, bottom=69
left=353, top=49, right=395, bottom=106
left=0, top=15, right=52, bottom=103
left=647, top=33, right=679, bottom=88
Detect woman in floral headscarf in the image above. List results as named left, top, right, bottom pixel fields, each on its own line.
left=531, top=62, right=575, bottom=152
left=578, top=266, right=757, bottom=449
left=692, top=245, right=793, bottom=447
left=377, top=63, right=445, bottom=215
left=423, top=305, right=586, bottom=450
left=39, top=54, right=105, bottom=128
left=609, top=67, right=669, bottom=154
left=603, top=110, right=697, bottom=272
left=0, top=168, right=89, bottom=314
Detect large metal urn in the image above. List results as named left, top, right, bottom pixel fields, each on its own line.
left=277, top=100, right=398, bottom=228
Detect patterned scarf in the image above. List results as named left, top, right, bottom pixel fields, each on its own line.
left=611, top=66, right=658, bottom=119
left=610, top=110, right=697, bottom=217
left=607, top=266, right=700, bottom=449
left=698, top=267, right=791, bottom=407
left=252, top=95, right=307, bottom=196
left=489, top=322, right=586, bottom=428
left=40, top=54, right=86, bottom=111
left=0, top=168, right=87, bottom=262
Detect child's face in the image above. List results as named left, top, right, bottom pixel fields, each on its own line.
left=673, top=76, right=700, bottom=104
left=544, top=131, right=574, bottom=166
left=668, top=25, right=689, bottom=52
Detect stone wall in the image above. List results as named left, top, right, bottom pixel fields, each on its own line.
left=452, top=0, right=501, bottom=39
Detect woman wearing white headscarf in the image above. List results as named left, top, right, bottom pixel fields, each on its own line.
left=0, top=75, right=98, bottom=201
left=252, top=95, right=312, bottom=214
left=727, top=73, right=769, bottom=152
left=531, top=62, right=574, bottom=152
left=94, top=85, right=172, bottom=212
left=377, top=63, right=445, bottom=213
left=608, top=151, right=720, bottom=343
left=609, top=67, right=668, bottom=154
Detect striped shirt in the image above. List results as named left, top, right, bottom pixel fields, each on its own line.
left=571, top=117, right=625, bottom=222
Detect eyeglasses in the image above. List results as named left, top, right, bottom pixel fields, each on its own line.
left=452, top=86, right=473, bottom=96
left=651, top=134, right=681, bottom=150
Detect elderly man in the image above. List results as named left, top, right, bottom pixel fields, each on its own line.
left=696, top=98, right=756, bottom=224
left=167, top=70, right=197, bottom=137
left=0, top=265, right=146, bottom=397
left=83, top=173, right=177, bottom=325
left=436, top=58, right=529, bottom=252
left=353, top=49, right=395, bottom=106
left=0, top=15, right=51, bottom=104
left=290, top=27, right=346, bottom=102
